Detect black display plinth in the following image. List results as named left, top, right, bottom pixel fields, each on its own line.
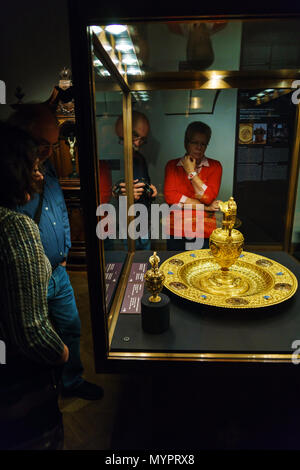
left=141, top=293, right=170, bottom=334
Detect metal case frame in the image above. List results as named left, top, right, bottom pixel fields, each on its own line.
left=68, top=2, right=300, bottom=372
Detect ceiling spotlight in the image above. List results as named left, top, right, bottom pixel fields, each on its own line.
left=257, top=93, right=265, bottom=97
left=101, top=69, right=111, bottom=76
left=105, top=24, right=127, bottom=35
left=265, top=89, right=274, bottom=93
left=190, top=97, right=202, bottom=109
left=122, top=55, right=138, bottom=66
left=126, top=67, right=141, bottom=75
left=93, top=59, right=103, bottom=66
left=115, top=42, right=134, bottom=53
left=211, top=73, right=223, bottom=79
left=91, top=26, right=103, bottom=34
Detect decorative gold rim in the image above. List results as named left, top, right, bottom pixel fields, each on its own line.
left=160, top=250, right=298, bottom=308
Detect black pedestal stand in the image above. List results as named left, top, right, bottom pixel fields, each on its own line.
left=141, top=293, right=170, bottom=334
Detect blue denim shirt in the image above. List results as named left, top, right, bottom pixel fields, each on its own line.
left=16, top=161, right=71, bottom=268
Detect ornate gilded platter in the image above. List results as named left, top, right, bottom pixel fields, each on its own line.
left=239, top=123, right=253, bottom=144
left=160, top=250, right=298, bottom=308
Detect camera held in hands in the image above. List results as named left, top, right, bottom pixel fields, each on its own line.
left=113, top=178, right=154, bottom=199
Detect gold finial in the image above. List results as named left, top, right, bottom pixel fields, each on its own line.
left=218, top=196, right=237, bottom=235
left=209, top=196, right=244, bottom=287
left=144, top=252, right=165, bottom=303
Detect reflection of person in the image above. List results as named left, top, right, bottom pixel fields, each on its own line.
left=114, top=111, right=157, bottom=249
left=167, top=21, right=227, bottom=70
left=10, top=104, right=103, bottom=400
left=164, top=121, right=222, bottom=250
left=0, top=122, right=68, bottom=449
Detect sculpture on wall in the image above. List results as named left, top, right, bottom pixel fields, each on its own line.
left=46, top=67, right=75, bottom=115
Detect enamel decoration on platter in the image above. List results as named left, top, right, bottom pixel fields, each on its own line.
left=161, top=197, right=297, bottom=308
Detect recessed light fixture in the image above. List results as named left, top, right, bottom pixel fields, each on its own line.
left=122, top=55, right=138, bottom=66
left=126, top=67, right=141, bottom=75
left=115, top=42, right=134, bottom=53
left=101, top=69, right=111, bottom=76
left=211, top=74, right=224, bottom=80
left=190, top=97, right=202, bottom=109
left=265, top=89, right=274, bottom=93
left=91, top=26, right=103, bottom=34
left=105, top=24, right=127, bottom=35
left=257, top=92, right=265, bottom=97
left=93, top=59, right=103, bottom=66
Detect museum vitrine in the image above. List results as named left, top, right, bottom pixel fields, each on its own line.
left=68, top=3, right=300, bottom=372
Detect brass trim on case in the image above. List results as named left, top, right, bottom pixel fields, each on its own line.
left=95, top=70, right=300, bottom=93
left=284, top=103, right=300, bottom=252
left=108, top=351, right=299, bottom=363
left=123, top=93, right=135, bottom=253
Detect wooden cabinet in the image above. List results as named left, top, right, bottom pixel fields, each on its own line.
left=50, top=113, right=86, bottom=269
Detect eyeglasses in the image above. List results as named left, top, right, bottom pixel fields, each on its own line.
left=188, top=141, right=207, bottom=148
left=118, top=133, right=147, bottom=146
left=37, top=142, right=60, bottom=156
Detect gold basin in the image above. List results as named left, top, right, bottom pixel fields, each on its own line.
left=161, top=250, right=298, bottom=308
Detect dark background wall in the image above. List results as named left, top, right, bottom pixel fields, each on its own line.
left=0, top=0, right=71, bottom=117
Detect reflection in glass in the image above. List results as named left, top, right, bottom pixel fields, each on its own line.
left=234, top=89, right=296, bottom=244
left=92, top=19, right=300, bottom=77
left=94, top=88, right=126, bottom=310
left=90, top=17, right=300, bottom=311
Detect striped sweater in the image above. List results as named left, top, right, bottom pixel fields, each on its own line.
left=0, top=207, right=64, bottom=364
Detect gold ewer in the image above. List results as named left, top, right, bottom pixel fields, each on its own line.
left=206, top=197, right=247, bottom=295
left=144, top=252, right=165, bottom=303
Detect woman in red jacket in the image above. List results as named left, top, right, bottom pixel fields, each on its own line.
left=164, top=121, right=222, bottom=250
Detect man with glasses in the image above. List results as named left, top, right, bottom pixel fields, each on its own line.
left=10, top=104, right=103, bottom=400
left=114, top=111, right=157, bottom=249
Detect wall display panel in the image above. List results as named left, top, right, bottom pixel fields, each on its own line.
left=233, top=89, right=297, bottom=245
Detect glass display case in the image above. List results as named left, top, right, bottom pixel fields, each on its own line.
left=68, top=3, right=300, bottom=373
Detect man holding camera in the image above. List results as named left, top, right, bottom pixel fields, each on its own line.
left=114, top=111, right=157, bottom=249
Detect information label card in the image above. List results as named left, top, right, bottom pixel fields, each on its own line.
left=120, top=263, right=148, bottom=314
